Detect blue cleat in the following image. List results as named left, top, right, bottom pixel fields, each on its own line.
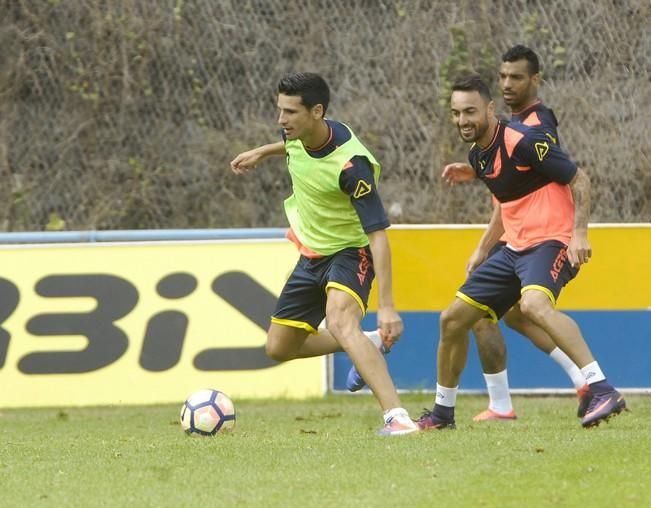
left=346, top=331, right=389, bottom=392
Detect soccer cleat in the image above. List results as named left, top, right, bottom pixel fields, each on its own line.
left=581, top=390, right=627, bottom=428
left=472, top=408, right=517, bottom=422
left=345, top=364, right=367, bottom=392
left=576, top=384, right=593, bottom=418
left=346, top=342, right=389, bottom=392
left=414, top=409, right=456, bottom=431
left=377, top=415, right=419, bottom=436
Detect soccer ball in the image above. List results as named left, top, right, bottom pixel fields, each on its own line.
left=180, top=389, right=236, bottom=436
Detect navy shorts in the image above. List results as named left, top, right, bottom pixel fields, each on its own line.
left=271, top=246, right=374, bottom=333
left=458, top=240, right=578, bottom=322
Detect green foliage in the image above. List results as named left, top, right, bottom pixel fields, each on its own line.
left=438, top=27, right=497, bottom=109
left=0, top=1, right=647, bottom=229
left=1, top=394, right=649, bottom=507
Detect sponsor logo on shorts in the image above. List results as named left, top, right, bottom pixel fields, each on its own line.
left=549, top=247, right=568, bottom=282
left=357, top=248, right=370, bottom=285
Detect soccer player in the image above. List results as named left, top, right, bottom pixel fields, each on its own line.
left=230, top=72, right=418, bottom=436
left=417, top=74, right=626, bottom=430
left=441, top=46, right=591, bottom=422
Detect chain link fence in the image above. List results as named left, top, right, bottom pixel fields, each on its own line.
left=0, top=0, right=649, bottom=231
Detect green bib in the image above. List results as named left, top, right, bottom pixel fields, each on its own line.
left=283, top=124, right=381, bottom=256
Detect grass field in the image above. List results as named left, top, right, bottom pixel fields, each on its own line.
left=1, top=393, right=649, bottom=507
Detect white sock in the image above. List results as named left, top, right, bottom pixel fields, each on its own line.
left=435, top=384, right=458, bottom=408
left=580, top=361, right=606, bottom=385
left=549, top=347, right=586, bottom=389
left=363, top=329, right=382, bottom=349
left=484, top=370, right=513, bottom=414
left=383, top=407, right=411, bottom=424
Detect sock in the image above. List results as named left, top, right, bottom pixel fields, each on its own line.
left=549, top=347, right=586, bottom=389
left=433, top=403, right=455, bottom=421
left=364, top=329, right=382, bottom=349
left=483, top=370, right=513, bottom=414
left=366, top=329, right=393, bottom=355
left=383, top=407, right=410, bottom=424
left=580, top=361, right=606, bottom=385
left=435, top=383, right=458, bottom=408
left=588, top=379, right=616, bottom=395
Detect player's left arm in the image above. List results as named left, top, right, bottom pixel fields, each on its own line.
left=339, top=156, right=402, bottom=346
left=517, top=129, right=592, bottom=267
left=567, top=168, right=592, bottom=268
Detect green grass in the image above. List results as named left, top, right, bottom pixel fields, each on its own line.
left=1, top=394, right=649, bottom=507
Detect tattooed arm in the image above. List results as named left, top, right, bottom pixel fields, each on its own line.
left=568, top=168, right=592, bottom=267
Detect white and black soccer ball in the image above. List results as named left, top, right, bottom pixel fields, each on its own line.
left=180, top=389, right=236, bottom=436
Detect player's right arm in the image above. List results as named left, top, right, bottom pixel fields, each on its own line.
left=466, top=202, right=504, bottom=274
left=230, top=141, right=285, bottom=174
left=442, top=162, right=476, bottom=185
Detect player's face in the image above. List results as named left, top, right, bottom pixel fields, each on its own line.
left=499, top=60, right=540, bottom=110
left=277, top=94, right=323, bottom=142
left=451, top=90, right=494, bottom=145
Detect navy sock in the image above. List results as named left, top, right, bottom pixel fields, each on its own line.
left=433, top=403, right=455, bottom=421
left=589, top=379, right=615, bottom=394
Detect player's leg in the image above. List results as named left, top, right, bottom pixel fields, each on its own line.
left=325, top=287, right=417, bottom=435
left=325, top=246, right=417, bottom=435
left=417, top=247, right=521, bottom=430
left=416, top=297, right=486, bottom=430
left=325, top=289, right=397, bottom=408
left=516, top=241, right=626, bottom=427
left=267, top=255, right=341, bottom=361
left=503, top=305, right=591, bottom=416
left=265, top=322, right=312, bottom=361
left=472, top=318, right=517, bottom=421
left=345, top=329, right=387, bottom=392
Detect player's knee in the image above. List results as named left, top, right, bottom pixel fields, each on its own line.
left=519, top=296, right=552, bottom=325
left=265, top=336, right=293, bottom=362
left=324, top=314, right=351, bottom=345
left=324, top=302, right=357, bottom=341
left=440, top=307, right=466, bottom=337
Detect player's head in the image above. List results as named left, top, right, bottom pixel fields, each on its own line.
left=450, top=74, right=496, bottom=146
left=499, top=45, right=541, bottom=110
left=277, top=73, right=329, bottom=141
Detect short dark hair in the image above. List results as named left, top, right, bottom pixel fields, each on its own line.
left=451, top=74, right=492, bottom=102
left=502, top=45, right=540, bottom=75
left=277, top=72, right=330, bottom=115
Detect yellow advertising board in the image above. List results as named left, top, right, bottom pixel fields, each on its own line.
left=2, top=224, right=648, bottom=406
left=371, top=225, right=651, bottom=311
left=0, top=240, right=323, bottom=407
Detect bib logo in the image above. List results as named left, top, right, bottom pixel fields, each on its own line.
left=353, top=180, right=372, bottom=199
left=535, top=141, right=550, bottom=161
left=0, top=272, right=278, bottom=374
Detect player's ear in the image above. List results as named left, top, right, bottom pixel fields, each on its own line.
left=487, top=100, right=496, bottom=116
left=311, top=103, right=324, bottom=119
left=531, top=72, right=542, bottom=87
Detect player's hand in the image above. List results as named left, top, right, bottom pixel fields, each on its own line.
left=230, top=149, right=263, bottom=175
left=376, top=306, right=403, bottom=349
left=567, top=232, right=592, bottom=268
left=466, top=248, right=488, bottom=275
left=442, top=162, right=476, bottom=185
